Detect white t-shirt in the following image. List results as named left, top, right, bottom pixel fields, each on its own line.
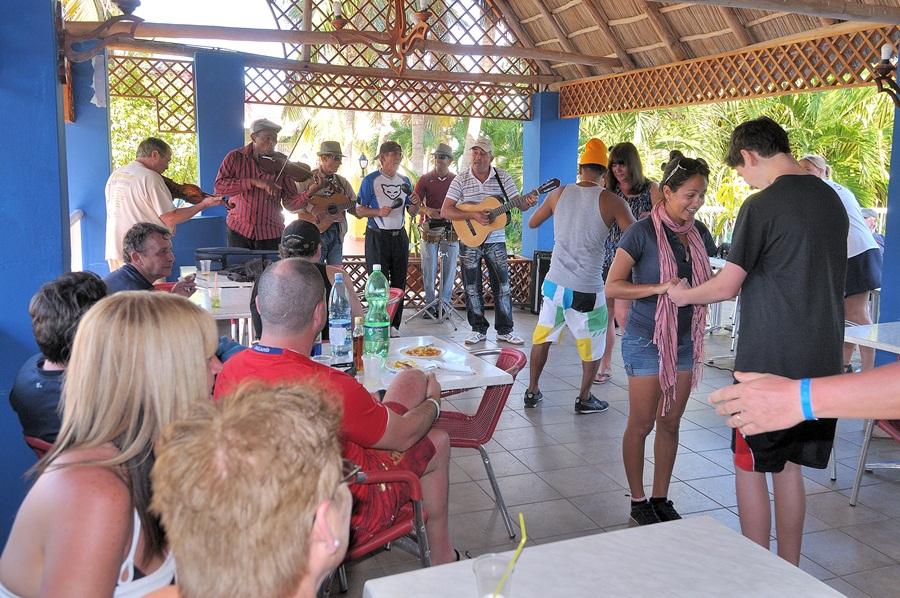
left=445, top=167, right=519, bottom=244
left=105, top=161, right=175, bottom=262
left=824, top=179, right=878, bottom=258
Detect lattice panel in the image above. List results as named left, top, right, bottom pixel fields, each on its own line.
left=559, top=26, right=900, bottom=117
left=266, top=0, right=538, bottom=77
left=107, top=55, right=195, bottom=133
left=245, top=66, right=532, bottom=120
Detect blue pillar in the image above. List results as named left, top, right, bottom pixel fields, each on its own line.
left=169, top=51, right=244, bottom=268
left=876, top=84, right=900, bottom=366
left=0, top=0, right=68, bottom=541
left=65, top=51, right=111, bottom=275
left=521, top=92, right=580, bottom=259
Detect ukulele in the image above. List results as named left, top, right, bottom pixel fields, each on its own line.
left=453, top=178, right=560, bottom=247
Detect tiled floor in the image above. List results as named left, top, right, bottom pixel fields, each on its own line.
left=339, top=309, right=900, bottom=597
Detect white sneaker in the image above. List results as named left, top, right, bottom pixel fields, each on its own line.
left=390, top=327, right=401, bottom=338
left=496, top=332, right=524, bottom=345
left=464, top=331, right=486, bottom=345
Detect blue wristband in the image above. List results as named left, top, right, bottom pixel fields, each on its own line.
left=800, top=378, right=816, bottom=421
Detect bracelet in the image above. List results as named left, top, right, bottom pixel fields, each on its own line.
left=800, top=378, right=816, bottom=421
left=425, top=398, right=441, bottom=422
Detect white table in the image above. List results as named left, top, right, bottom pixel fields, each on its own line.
left=191, top=274, right=254, bottom=343
left=361, top=335, right=513, bottom=393
left=363, top=517, right=840, bottom=598
left=843, top=322, right=900, bottom=505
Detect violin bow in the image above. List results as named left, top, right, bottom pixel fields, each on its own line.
left=273, top=119, right=310, bottom=186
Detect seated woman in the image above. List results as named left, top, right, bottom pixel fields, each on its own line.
left=148, top=381, right=352, bottom=598
left=250, top=219, right=364, bottom=340
left=606, top=151, right=716, bottom=525
left=0, top=292, right=222, bottom=597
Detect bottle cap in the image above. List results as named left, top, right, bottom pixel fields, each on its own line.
left=373, top=264, right=381, bottom=271
left=335, top=272, right=343, bottom=282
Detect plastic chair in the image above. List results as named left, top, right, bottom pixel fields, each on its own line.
left=432, top=348, right=527, bottom=539
left=24, top=435, right=52, bottom=459
left=386, top=287, right=404, bottom=322
left=336, top=468, right=430, bottom=593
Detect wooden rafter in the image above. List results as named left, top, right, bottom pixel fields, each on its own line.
left=638, top=0, right=691, bottom=61
left=524, top=0, right=595, bottom=77
left=583, top=0, right=637, bottom=70
left=718, top=7, right=753, bottom=46
left=106, top=39, right=561, bottom=85
left=646, top=0, right=900, bottom=25
left=487, top=0, right=553, bottom=75
left=65, top=20, right=619, bottom=68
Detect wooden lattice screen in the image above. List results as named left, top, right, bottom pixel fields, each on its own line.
left=107, top=55, right=196, bottom=133
left=245, top=67, right=532, bottom=119
left=559, top=26, right=900, bottom=117
left=261, top=0, right=535, bottom=119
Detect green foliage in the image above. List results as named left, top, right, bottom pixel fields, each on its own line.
left=109, top=97, right=199, bottom=186
left=581, top=87, right=894, bottom=240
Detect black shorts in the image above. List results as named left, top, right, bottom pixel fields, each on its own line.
left=732, top=419, right=837, bottom=473
left=845, top=248, right=882, bottom=297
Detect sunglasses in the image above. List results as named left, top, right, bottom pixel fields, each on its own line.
left=434, top=154, right=451, bottom=160
left=341, top=458, right=364, bottom=485
left=321, top=154, right=342, bottom=161
left=662, top=157, right=708, bottom=186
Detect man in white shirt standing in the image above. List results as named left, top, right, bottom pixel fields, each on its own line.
left=441, top=136, right=536, bottom=345
left=105, top=137, right=223, bottom=271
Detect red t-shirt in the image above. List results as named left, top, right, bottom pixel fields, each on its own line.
left=214, top=345, right=388, bottom=447
left=414, top=170, right=456, bottom=211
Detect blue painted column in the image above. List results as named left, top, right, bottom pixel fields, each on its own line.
left=0, top=0, right=69, bottom=541
left=169, top=51, right=244, bottom=269
left=65, top=50, right=111, bottom=275
left=521, top=92, right=580, bottom=259
left=876, top=80, right=900, bottom=366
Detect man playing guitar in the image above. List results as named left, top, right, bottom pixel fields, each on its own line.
left=440, top=136, right=536, bottom=345
left=295, top=141, right=357, bottom=266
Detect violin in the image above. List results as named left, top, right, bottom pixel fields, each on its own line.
left=162, top=176, right=211, bottom=205
left=256, top=152, right=314, bottom=183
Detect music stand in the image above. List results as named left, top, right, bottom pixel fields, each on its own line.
left=406, top=228, right=465, bottom=330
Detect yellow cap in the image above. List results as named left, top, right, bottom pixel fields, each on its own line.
left=579, top=138, right=608, bottom=167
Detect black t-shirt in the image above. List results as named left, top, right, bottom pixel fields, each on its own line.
left=618, top=218, right=717, bottom=342
left=250, top=262, right=332, bottom=341
left=728, top=174, right=847, bottom=378
left=9, top=353, right=63, bottom=443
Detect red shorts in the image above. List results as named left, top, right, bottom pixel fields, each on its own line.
left=349, top=402, right=436, bottom=545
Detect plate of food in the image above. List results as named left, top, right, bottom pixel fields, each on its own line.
left=386, top=358, right=438, bottom=372
left=400, top=344, right=445, bottom=359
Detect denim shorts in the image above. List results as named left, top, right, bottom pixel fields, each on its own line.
left=621, top=333, right=694, bottom=377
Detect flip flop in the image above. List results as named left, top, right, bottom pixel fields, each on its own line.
left=593, top=372, right=612, bottom=384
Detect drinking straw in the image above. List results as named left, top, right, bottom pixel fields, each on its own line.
left=492, top=513, right=527, bottom=598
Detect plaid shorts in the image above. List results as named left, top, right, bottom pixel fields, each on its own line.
left=532, top=278, right=608, bottom=362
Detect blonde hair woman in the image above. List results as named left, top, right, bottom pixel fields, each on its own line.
left=0, top=292, right=222, bottom=597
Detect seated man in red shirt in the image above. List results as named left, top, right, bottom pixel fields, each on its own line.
left=214, top=258, right=455, bottom=564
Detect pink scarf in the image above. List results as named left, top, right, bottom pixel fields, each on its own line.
left=651, top=202, right=711, bottom=415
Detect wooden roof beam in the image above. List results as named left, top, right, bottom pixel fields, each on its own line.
left=583, top=0, right=637, bottom=70
left=638, top=0, right=692, bottom=61
left=646, top=0, right=900, bottom=25
left=718, top=7, right=754, bottom=46
left=487, top=0, right=553, bottom=76
left=524, top=0, right=596, bottom=77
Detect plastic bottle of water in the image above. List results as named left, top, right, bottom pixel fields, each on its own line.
left=329, top=273, right=352, bottom=363
left=363, top=265, right=390, bottom=358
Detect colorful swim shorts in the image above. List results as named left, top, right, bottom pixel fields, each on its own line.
left=532, top=278, right=608, bottom=362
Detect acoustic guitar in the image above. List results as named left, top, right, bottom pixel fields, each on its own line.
left=297, top=193, right=357, bottom=232
left=453, top=178, right=560, bottom=248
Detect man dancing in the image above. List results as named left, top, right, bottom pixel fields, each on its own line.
left=440, top=136, right=535, bottom=345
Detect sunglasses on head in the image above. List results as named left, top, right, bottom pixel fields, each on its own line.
left=662, top=157, right=708, bottom=186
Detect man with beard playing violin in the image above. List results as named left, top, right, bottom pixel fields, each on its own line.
left=215, top=118, right=327, bottom=250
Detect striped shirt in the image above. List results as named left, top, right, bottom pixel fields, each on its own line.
left=445, top=166, right=519, bottom=244
left=214, top=143, right=310, bottom=241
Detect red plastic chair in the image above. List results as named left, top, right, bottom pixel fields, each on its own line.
left=336, top=468, right=430, bottom=592
left=386, top=287, right=404, bottom=322
left=432, top=348, right=527, bottom=539
left=24, top=435, right=52, bottom=459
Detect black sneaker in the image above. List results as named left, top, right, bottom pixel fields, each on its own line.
left=650, top=498, right=682, bottom=522
left=524, top=390, right=543, bottom=408
left=630, top=500, right=661, bottom=526
left=575, top=394, right=609, bottom=414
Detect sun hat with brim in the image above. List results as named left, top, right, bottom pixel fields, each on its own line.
left=317, top=141, right=346, bottom=157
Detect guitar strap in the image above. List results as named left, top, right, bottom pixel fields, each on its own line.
left=493, top=170, right=511, bottom=205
